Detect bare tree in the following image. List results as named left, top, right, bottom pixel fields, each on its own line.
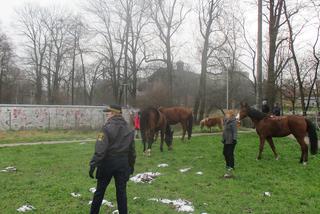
left=16, top=4, right=49, bottom=104
left=264, top=0, right=286, bottom=108
left=239, top=16, right=257, bottom=100
left=310, top=0, right=320, bottom=112
left=0, top=33, right=13, bottom=103
left=127, top=0, right=149, bottom=105
left=283, top=0, right=312, bottom=115
left=148, top=0, right=190, bottom=105
left=42, top=8, right=73, bottom=104
left=193, top=0, right=224, bottom=122
left=68, top=16, right=87, bottom=105
left=86, top=0, right=129, bottom=104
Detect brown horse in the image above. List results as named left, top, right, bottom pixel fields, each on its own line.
left=158, top=106, right=193, bottom=141
left=200, top=117, right=223, bottom=132
left=140, top=107, right=172, bottom=156
left=237, top=102, right=318, bottom=164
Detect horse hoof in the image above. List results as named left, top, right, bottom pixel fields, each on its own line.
left=275, top=156, right=279, bottom=160
left=303, top=162, right=307, bottom=165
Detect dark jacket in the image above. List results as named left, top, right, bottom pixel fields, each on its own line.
left=222, top=117, right=237, bottom=144
left=272, top=106, right=281, bottom=116
left=90, top=115, right=136, bottom=170
left=262, top=104, right=270, bottom=113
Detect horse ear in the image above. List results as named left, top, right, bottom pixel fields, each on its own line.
left=240, top=101, right=248, bottom=107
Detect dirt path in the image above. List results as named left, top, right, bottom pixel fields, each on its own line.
left=0, top=131, right=255, bottom=148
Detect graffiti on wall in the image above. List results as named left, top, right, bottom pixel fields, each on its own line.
left=0, top=105, right=107, bottom=131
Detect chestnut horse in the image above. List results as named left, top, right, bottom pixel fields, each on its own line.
left=200, top=117, right=223, bottom=132
left=237, top=102, right=318, bottom=164
left=140, top=107, right=172, bottom=156
left=158, top=106, right=193, bottom=141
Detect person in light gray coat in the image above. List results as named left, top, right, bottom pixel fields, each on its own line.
left=222, top=111, right=238, bottom=172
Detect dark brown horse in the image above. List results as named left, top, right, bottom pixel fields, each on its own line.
left=237, top=102, right=318, bottom=164
left=200, top=117, right=223, bottom=132
left=158, top=106, right=193, bottom=141
left=140, top=107, right=172, bottom=156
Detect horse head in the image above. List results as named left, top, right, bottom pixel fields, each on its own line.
left=237, top=102, right=250, bottom=120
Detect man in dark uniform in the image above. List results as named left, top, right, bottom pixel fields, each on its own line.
left=89, top=104, right=136, bottom=214
left=261, top=99, right=270, bottom=114
left=272, top=102, right=281, bottom=116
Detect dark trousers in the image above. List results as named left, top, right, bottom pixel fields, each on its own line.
left=90, top=158, right=129, bottom=214
left=223, top=143, right=236, bottom=169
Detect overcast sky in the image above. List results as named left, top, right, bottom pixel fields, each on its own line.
left=0, top=0, right=82, bottom=29
left=0, top=0, right=259, bottom=75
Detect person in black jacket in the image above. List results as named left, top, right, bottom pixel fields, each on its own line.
left=261, top=100, right=270, bottom=114
left=272, top=102, right=281, bottom=116
left=89, top=104, right=136, bottom=214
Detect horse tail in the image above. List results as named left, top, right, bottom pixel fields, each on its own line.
left=187, top=112, right=193, bottom=139
left=306, top=118, right=318, bottom=155
left=140, top=108, right=150, bottom=151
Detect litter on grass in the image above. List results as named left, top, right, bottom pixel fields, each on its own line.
left=88, top=199, right=114, bottom=207
left=179, top=168, right=191, bottom=173
left=130, top=172, right=161, bottom=183
left=157, top=163, right=169, bottom=168
left=71, top=192, right=81, bottom=197
left=89, top=187, right=96, bottom=193
left=196, top=171, right=203, bottom=175
left=17, top=205, right=36, bottom=212
left=1, top=166, right=17, bottom=172
left=133, top=197, right=140, bottom=200
left=264, top=192, right=271, bottom=197
left=148, top=198, right=194, bottom=212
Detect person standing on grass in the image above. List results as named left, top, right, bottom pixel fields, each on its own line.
left=221, top=110, right=238, bottom=178
left=89, top=104, right=136, bottom=214
left=134, top=111, right=140, bottom=138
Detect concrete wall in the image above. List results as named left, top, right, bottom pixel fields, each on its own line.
left=0, top=105, right=111, bottom=131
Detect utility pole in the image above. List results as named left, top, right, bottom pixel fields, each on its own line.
left=256, top=0, right=263, bottom=110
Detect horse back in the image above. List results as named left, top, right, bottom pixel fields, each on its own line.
left=257, top=115, right=307, bottom=137
left=159, top=106, right=192, bottom=124
left=202, top=117, right=219, bottom=127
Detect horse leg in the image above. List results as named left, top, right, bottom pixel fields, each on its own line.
left=266, top=137, right=279, bottom=160
left=147, top=131, right=155, bottom=156
left=257, top=136, right=266, bottom=160
left=160, top=129, right=164, bottom=152
left=165, top=125, right=173, bottom=151
left=296, top=137, right=308, bottom=164
left=181, top=122, right=187, bottom=142
left=146, top=140, right=152, bottom=156
left=154, top=131, right=159, bottom=142
left=141, top=130, right=147, bottom=154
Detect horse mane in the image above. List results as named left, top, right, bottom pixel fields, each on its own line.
left=248, top=106, right=267, bottom=121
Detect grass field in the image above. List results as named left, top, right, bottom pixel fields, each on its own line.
left=0, top=132, right=320, bottom=213
left=0, top=130, right=96, bottom=144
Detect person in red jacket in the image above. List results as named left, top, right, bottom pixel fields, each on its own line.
left=134, top=111, right=140, bottom=138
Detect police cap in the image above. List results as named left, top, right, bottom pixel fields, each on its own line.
left=103, top=104, right=122, bottom=113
